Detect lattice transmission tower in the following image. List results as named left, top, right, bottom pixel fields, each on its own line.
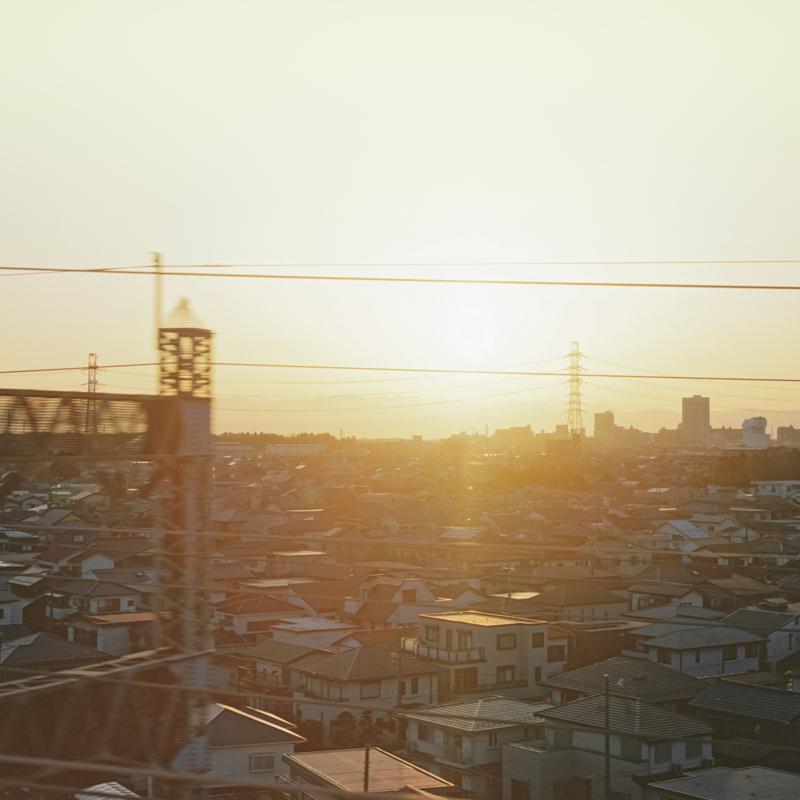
left=566, top=340, right=585, bottom=436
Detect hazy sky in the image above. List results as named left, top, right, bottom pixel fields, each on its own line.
left=3, top=1, right=800, bottom=437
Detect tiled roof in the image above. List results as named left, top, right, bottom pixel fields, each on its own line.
left=294, top=645, right=445, bottom=681
left=0, top=632, right=108, bottom=665
left=649, top=767, right=800, bottom=799
left=628, top=581, right=697, bottom=598
left=540, top=694, right=711, bottom=740
left=642, top=626, right=763, bottom=650
left=402, top=695, right=553, bottom=732
left=285, top=747, right=452, bottom=793
left=220, top=639, right=322, bottom=665
left=720, top=608, right=799, bottom=634
left=352, top=600, right=397, bottom=623
left=214, top=593, right=299, bottom=615
left=690, top=680, right=800, bottom=723
left=204, top=703, right=305, bottom=747
left=531, top=583, right=626, bottom=608
left=53, top=579, right=139, bottom=597
left=541, top=656, right=701, bottom=703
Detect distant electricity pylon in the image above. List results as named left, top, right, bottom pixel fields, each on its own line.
left=566, top=340, right=585, bottom=436
left=84, top=352, right=99, bottom=438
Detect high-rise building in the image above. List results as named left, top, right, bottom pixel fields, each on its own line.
left=680, top=395, right=711, bottom=444
left=594, top=411, right=616, bottom=439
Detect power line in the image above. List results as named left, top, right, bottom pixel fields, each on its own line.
left=0, top=362, right=157, bottom=376
left=212, top=361, right=800, bottom=385
left=8, top=263, right=800, bottom=291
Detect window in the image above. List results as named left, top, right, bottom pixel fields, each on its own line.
left=497, top=665, right=516, bottom=685
left=127, top=599, right=135, bottom=608
left=488, top=731, right=499, bottom=747
left=532, top=632, right=545, bottom=648
left=553, top=728, right=572, bottom=749
left=722, top=644, right=738, bottom=661
left=745, top=642, right=759, bottom=659
left=656, top=648, right=671, bottom=664
left=402, top=589, right=417, bottom=603
left=360, top=681, right=381, bottom=699
left=535, top=666, right=542, bottom=683
left=418, top=723, right=430, bottom=741
left=424, top=625, right=440, bottom=643
left=0, top=608, right=4, bottom=620
left=695, top=650, right=701, bottom=663
left=249, top=754, right=275, bottom=772
left=457, top=630, right=473, bottom=649
left=410, top=677, right=419, bottom=694
left=621, top=737, right=642, bottom=762
left=497, top=633, right=517, bottom=650
left=686, top=739, right=702, bottom=759
left=547, top=644, right=566, bottom=663
left=653, top=742, right=672, bottom=764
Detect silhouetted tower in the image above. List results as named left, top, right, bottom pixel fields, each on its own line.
left=83, top=352, right=99, bottom=438
left=566, top=341, right=585, bottom=436
left=158, top=298, right=213, bottom=785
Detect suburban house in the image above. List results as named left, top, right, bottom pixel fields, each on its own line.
left=212, top=593, right=305, bottom=636
left=67, top=611, right=157, bottom=655
left=283, top=747, right=453, bottom=797
left=689, top=679, right=800, bottom=748
left=50, top=580, right=141, bottom=618
left=401, top=610, right=562, bottom=701
left=541, top=655, right=702, bottom=710
left=623, top=624, right=764, bottom=677
left=525, top=583, right=629, bottom=621
left=289, top=645, right=444, bottom=747
left=402, top=695, right=553, bottom=799
left=628, top=582, right=705, bottom=612
left=719, top=608, right=800, bottom=666
left=171, top=704, right=306, bottom=796
left=502, top=695, right=713, bottom=800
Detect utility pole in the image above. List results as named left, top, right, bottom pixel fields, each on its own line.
left=566, top=340, right=585, bottom=437
left=363, top=742, right=371, bottom=792
left=604, top=673, right=611, bottom=800
left=152, top=251, right=163, bottom=392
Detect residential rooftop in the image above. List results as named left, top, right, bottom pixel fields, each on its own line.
left=419, top=610, right=546, bottom=627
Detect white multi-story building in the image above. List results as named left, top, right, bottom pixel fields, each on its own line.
left=401, top=611, right=565, bottom=701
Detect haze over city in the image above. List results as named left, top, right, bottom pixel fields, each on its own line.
left=3, top=2, right=800, bottom=437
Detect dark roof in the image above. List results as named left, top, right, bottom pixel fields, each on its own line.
left=294, top=645, right=445, bottom=681
left=214, top=593, right=299, bottom=615
left=690, top=680, right=800, bottom=723
left=220, top=639, right=322, bottom=665
left=720, top=608, right=799, bottom=635
left=53, top=580, right=140, bottom=597
left=0, top=632, right=109, bottom=665
left=531, top=583, right=626, bottom=608
left=649, top=767, right=800, bottom=799
left=205, top=704, right=305, bottom=747
left=642, top=626, right=763, bottom=651
left=402, top=696, right=553, bottom=732
left=540, top=694, right=711, bottom=740
left=352, top=600, right=397, bottom=623
left=628, top=581, right=698, bottom=598
left=290, top=580, right=361, bottom=613
left=541, top=656, right=701, bottom=703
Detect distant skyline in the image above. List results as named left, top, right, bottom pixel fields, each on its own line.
left=3, top=1, right=800, bottom=437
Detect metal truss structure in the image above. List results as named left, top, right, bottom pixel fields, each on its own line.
left=0, top=303, right=213, bottom=798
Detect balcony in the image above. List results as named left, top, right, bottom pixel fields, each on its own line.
left=440, top=745, right=473, bottom=766
left=401, top=638, right=485, bottom=664
left=451, top=679, right=528, bottom=696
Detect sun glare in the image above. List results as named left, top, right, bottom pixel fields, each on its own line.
left=447, top=306, right=497, bottom=358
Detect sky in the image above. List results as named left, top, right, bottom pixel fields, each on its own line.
left=2, top=1, right=800, bottom=437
